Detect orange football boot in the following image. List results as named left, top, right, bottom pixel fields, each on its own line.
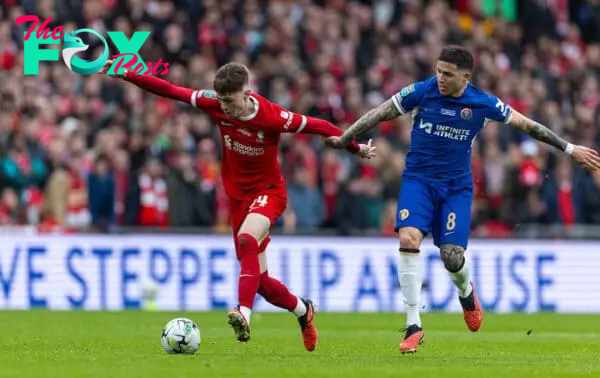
left=399, top=324, right=424, bottom=354
left=459, top=281, right=483, bottom=332
left=297, top=299, right=318, bottom=351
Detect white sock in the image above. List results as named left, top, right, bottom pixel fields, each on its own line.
left=449, top=257, right=473, bottom=298
left=240, top=306, right=252, bottom=324
left=398, top=251, right=422, bottom=327
left=293, top=297, right=307, bottom=317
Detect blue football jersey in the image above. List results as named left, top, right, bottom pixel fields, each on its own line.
left=392, top=76, right=512, bottom=178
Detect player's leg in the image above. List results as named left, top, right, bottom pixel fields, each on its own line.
left=398, top=227, right=426, bottom=353
left=257, top=242, right=318, bottom=352
left=257, top=268, right=310, bottom=320
left=251, top=199, right=318, bottom=351
left=227, top=211, right=270, bottom=342
left=394, top=177, right=434, bottom=354
left=228, top=192, right=318, bottom=349
left=437, top=187, right=483, bottom=332
left=226, top=198, right=257, bottom=342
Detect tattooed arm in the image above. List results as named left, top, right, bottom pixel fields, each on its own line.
left=508, top=110, right=571, bottom=152
left=508, top=110, right=600, bottom=171
left=337, top=98, right=402, bottom=146
left=326, top=80, right=427, bottom=149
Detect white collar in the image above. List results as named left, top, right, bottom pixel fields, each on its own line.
left=238, top=96, right=259, bottom=121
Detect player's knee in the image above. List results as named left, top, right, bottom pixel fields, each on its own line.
left=399, top=228, right=422, bottom=249
left=440, top=244, right=465, bottom=272
left=239, top=213, right=271, bottom=241
left=236, top=233, right=259, bottom=255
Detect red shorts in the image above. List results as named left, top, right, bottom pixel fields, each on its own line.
left=229, top=189, right=287, bottom=255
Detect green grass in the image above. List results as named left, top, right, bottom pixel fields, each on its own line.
left=0, top=311, right=598, bottom=377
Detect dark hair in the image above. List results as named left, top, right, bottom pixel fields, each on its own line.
left=438, top=45, right=474, bottom=71
left=95, top=153, right=110, bottom=165
left=213, top=62, right=250, bottom=95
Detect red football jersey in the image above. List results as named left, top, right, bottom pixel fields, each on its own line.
left=124, top=72, right=360, bottom=201
left=191, top=90, right=300, bottom=200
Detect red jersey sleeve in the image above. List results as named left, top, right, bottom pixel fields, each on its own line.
left=189, top=89, right=221, bottom=111
left=253, top=95, right=361, bottom=153
left=124, top=71, right=219, bottom=111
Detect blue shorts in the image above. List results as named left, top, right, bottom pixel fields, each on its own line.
left=395, top=175, right=473, bottom=248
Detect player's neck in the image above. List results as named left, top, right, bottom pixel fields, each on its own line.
left=239, top=97, right=255, bottom=118
left=451, top=82, right=469, bottom=98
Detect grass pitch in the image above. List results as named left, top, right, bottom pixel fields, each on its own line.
left=0, top=311, right=598, bottom=378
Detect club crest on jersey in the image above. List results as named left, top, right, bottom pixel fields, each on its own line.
left=399, top=209, right=409, bottom=220
left=461, top=108, right=472, bottom=120
left=400, top=84, right=415, bottom=97
left=257, top=131, right=264, bottom=143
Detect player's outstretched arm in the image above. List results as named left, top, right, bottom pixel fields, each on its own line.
left=97, top=59, right=195, bottom=104
left=325, top=98, right=401, bottom=149
left=509, top=110, right=600, bottom=171
left=293, top=115, right=376, bottom=159
left=257, top=99, right=375, bottom=159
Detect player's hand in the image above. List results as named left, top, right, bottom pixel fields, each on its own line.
left=356, top=139, right=376, bottom=159
left=571, top=145, right=600, bottom=171
left=325, top=136, right=348, bottom=149
left=97, top=59, right=125, bottom=79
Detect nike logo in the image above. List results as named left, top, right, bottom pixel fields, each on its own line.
left=221, top=121, right=234, bottom=126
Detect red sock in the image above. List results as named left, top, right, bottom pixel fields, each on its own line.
left=258, top=272, right=298, bottom=312
left=237, top=233, right=261, bottom=309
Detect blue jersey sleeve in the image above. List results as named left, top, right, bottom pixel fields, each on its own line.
left=391, top=78, right=433, bottom=115
left=484, top=94, right=513, bottom=124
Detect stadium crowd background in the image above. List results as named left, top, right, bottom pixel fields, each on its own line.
left=0, top=0, right=599, bottom=237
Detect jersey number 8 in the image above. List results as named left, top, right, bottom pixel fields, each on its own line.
left=446, top=212, right=456, bottom=231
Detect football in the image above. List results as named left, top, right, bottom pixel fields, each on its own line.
left=161, top=318, right=201, bottom=354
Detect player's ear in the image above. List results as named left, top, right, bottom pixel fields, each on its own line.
left=463, top=70, right=471, bottom=83
left=243, top=88, right=252, bottom=98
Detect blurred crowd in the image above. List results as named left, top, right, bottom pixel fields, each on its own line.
left=1, top=0, right=600, bottom=236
